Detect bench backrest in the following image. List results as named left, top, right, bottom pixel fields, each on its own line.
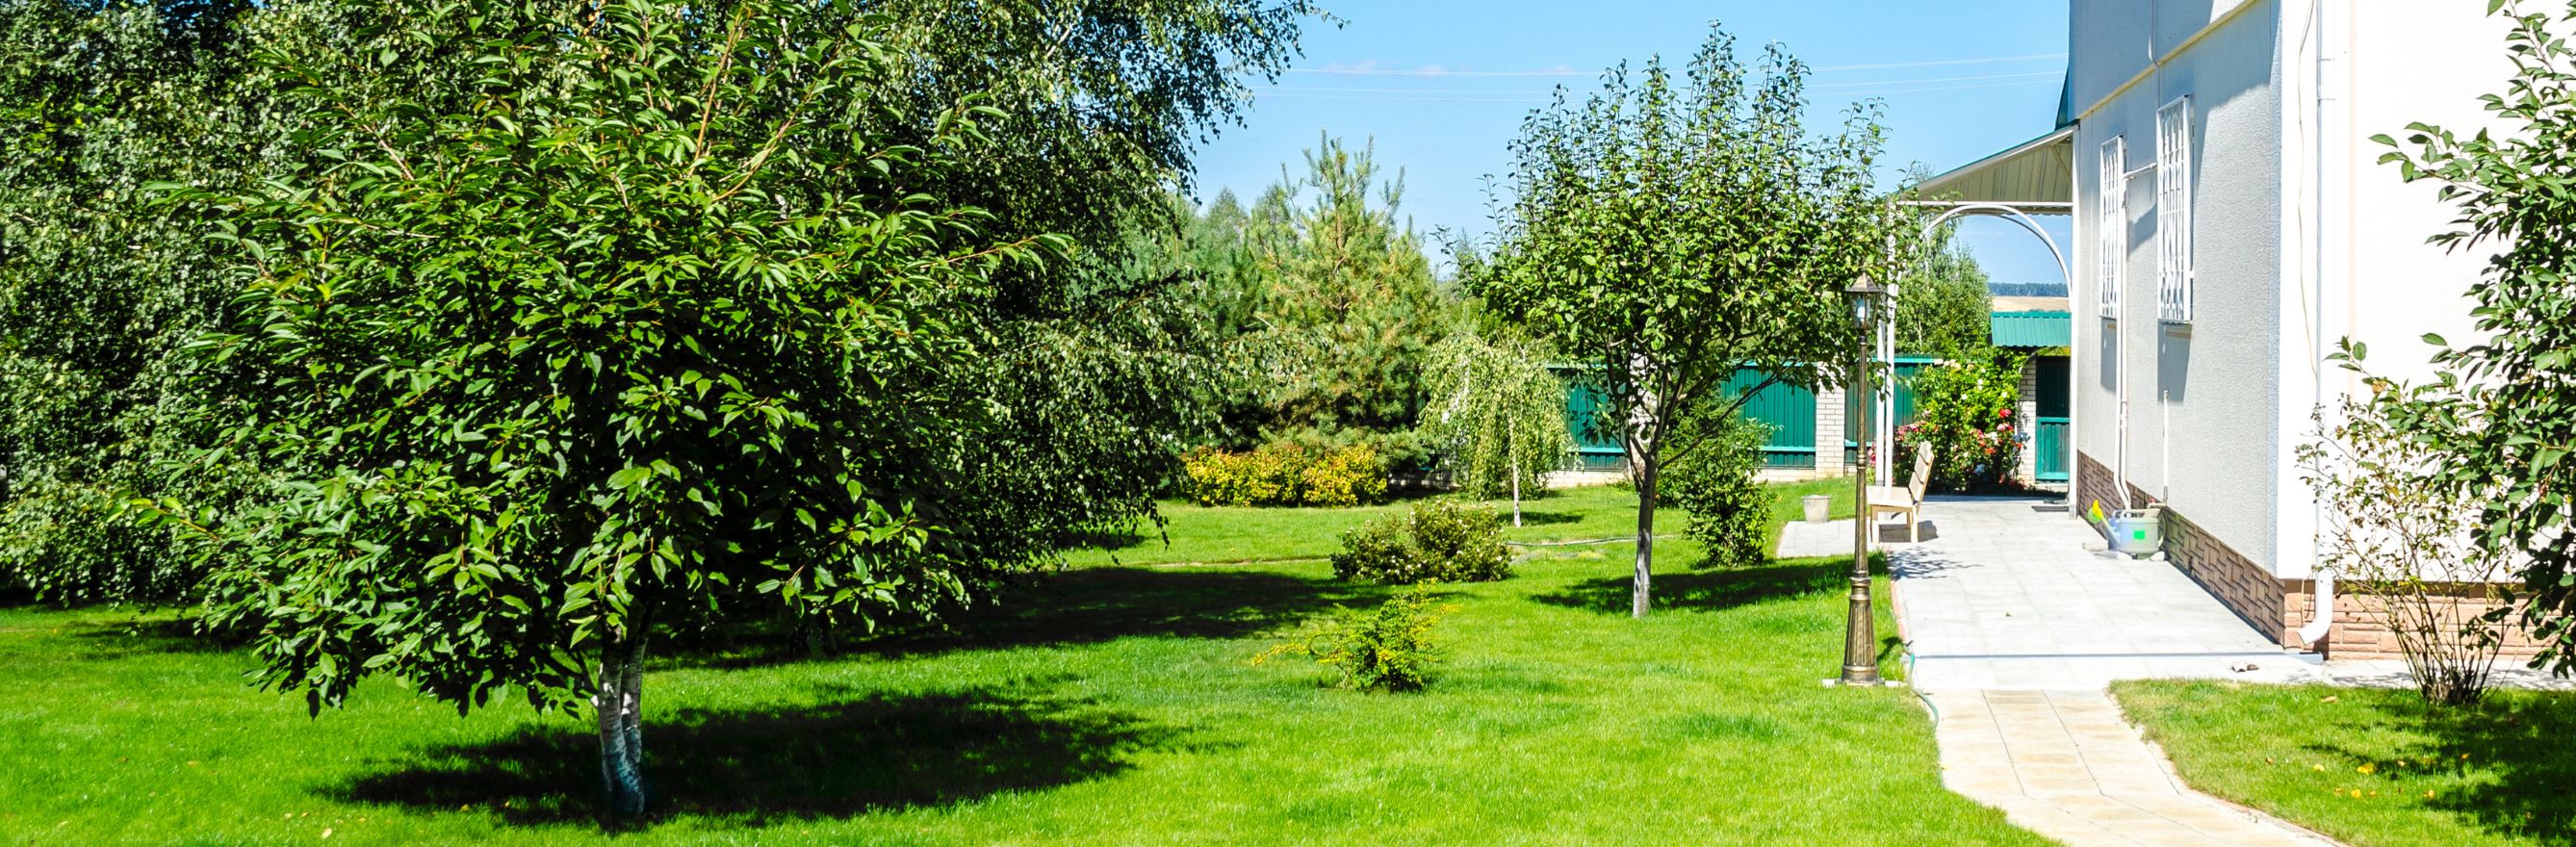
left=1907, top=443, right=1932, bottom=503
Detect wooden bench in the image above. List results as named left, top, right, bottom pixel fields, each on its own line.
left=1866, top=443, right=1933, bottom=543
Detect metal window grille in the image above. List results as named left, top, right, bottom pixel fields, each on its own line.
left=2097, top=137, right=2125, bottom=319
left=2155, top=96, right=2194, bottom=322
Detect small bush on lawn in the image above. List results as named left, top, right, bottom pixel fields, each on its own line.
left=1254, top=585, right=1455, bottom=692
left=1663, top=406, right=1771, bottom=569
left=1331, top=500, right=1511, bottom=583
left=1182, top=443, right=1387, bottom=507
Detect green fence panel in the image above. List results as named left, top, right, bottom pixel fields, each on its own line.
left=1558, top=375, right=1623, bottom=469
left=1724, top=368, right=1816, bottom=469
left=1557, top=367, right=1819, bottom=471
left=1843, top=357, right=1936, bottom=466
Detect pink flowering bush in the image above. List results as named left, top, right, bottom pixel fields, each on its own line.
left=1893, top=353, right=2024, bottom=491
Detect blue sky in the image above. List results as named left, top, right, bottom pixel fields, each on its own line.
left=1189, top=0, right=2075, bottom=288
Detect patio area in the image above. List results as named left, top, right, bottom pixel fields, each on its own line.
left=1883, top=496, right=2314, bottom=690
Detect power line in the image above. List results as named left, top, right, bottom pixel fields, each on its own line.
left=1816, top=79, right=2061, bottom=97
left=1812, top=70, right=2062, bottom=90
left=1255, top=75, right=2059, bottom=104
left=1813, top=53, right=2064, bottom=72
left=1280, top=52, right=2066, bottom=79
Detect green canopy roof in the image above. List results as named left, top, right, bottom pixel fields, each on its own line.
left=1991, top=310, right=2071, bottom=348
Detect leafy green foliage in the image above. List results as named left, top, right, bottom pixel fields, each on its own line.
left=2368, top=1, right=2576, bottom=671
left=1419, top=330, right=1571, bottom=519
left=1255, top=585, right=1455, bottom=692
left=1329, top=500, right=1511, bottom=584
left=1181, top=444, right=1387, bottom=507
left=1472, top=25, right=1906, bottom=614
left=0, top=0, right=270, bottom=603
left=1896, top=354, right=2024, bottom=492
left=1663, top=409, right=1772, bottom=570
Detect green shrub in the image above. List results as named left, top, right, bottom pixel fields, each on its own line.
left=1330, top=500, right=1511, bottom=583
left=1254, top=585, right=1455, bottom=692
left=1663, top=406, right=1771, bottom=569
left=1183, top=443, right=1386, bottom=507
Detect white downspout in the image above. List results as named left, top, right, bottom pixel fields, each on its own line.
left=2296, top=0, right=2345, bottom=650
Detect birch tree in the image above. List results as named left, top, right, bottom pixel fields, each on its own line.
left=1474, top=26, right=1902, bottom=617
left=1421, top=331, right=1571, bottom=526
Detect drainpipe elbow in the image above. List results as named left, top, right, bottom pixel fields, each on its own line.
left=2295, top=573, right=2334, bottom=650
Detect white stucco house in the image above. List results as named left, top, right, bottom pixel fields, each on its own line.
left=1916, top=0, right=2524, bottom=657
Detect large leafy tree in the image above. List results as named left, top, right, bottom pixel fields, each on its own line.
left=1474, top=27, right=1903, bottom=617
left=2373, top=1, right=2576, bottom=671
left=139, top=0, right=1304, bottom=817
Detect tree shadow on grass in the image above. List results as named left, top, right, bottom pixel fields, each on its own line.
left=857, top=567, right=1376, bottom=658
left=1530, top=560, right=1846, bottom=614
left=1498, top=510, right=1582, bottom=527
left=61, top=616, right=243, bottom=658
left=2302, top=692, right=2576, bottom=843
left=332, top=687, right=1175, bottom=828
left=666, top=567, right=1369, bottom=667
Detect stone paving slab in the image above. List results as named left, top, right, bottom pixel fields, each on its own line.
left=1926, top=689, right=2339, bottom=847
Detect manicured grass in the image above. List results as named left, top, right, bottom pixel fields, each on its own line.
left=2115, top=680, right=2576, bottom=847
left=0, top=482, right=2032, bottom=846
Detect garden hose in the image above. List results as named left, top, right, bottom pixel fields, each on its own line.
left=1904, top=640, right=1940, bottom=725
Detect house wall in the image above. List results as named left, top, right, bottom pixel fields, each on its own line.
left=2267, top=2, right=2514, bottom=580
left=2071, top=0, right=2285, bottom=579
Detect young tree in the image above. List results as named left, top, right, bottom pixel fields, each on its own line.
left=2375, top=2, right=2576, bottom=672
left=1420, top=331, right=1572, bottom=525
left=1474, top=28, right=1901, bottom=617
left=1243, top=136, right=1450, bottom=452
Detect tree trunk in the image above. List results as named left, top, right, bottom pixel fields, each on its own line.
left=597, top=603, right=654, bottom=820
left=1508, top=429, right=1524, bottom=527
left=1633, top=454, right=1658, bottom=619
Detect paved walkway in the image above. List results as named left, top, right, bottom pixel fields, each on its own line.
left=1927, top=689, right=2335, bottom=847
left=1801, top=496, right=2343, bottom=847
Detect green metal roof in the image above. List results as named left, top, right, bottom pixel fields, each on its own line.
left=1990, top=310, right=2072, bottom=348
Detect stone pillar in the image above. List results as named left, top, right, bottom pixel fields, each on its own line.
left=2016, top=357, right=2042, bottom=485
left=1815, top=384, right=1846, bottom=478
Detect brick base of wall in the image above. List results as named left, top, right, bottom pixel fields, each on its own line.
left=2074, top=450, right=2544, bottom=659
left=2285, top=580, right=2548, bottom=661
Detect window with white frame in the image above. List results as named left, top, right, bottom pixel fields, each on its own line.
left=2155, top=96, right=2194, bottom=323
left=2097, top=137, right=2125, bottom=319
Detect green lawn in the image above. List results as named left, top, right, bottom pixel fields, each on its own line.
left=2116, top=680, right=2576, bottom=847
left=0, top=481, right=2034, bottom=846
left=1065, top=477, right=1854, bottom=567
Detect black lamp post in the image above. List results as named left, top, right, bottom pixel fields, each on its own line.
left=1839, top=275, right=1886, bottom=687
